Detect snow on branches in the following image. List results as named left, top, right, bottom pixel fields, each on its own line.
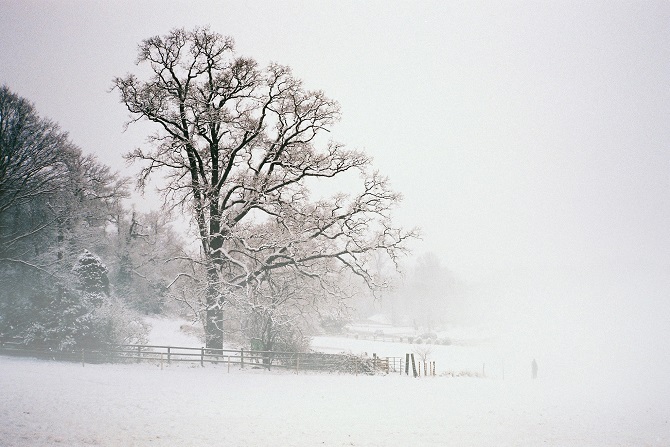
left=114, top=27, right=418, bottom=349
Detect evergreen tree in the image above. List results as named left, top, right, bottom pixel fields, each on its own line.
left=72, top=249, right=110, bottom=305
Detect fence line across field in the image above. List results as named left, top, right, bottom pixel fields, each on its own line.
left=0, top=337, right=428, bottom=376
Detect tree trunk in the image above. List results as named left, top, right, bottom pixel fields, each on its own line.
left=262, top=318, right=273, bottom=365
left=204, top=266, right=224, bottom=350
left=205, top=306, right=223, bottom=350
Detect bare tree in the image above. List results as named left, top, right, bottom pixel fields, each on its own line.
left=114, top=28, right=416, bottom=348
left=0, top=86, right=70, bottom=217
left=0, top=85, right=130, bottom=265
left=0, top=85, right=72, bottom=264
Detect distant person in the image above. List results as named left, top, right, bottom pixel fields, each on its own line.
left=531, top=358, right=538, bottom=379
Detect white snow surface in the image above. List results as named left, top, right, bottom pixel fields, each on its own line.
left=144, top=316, right=203, bottom=347
left=2, top=320, right=668, bottom=446
left=2, top=355, right=669, bottom=446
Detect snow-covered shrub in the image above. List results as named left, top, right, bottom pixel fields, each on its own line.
left=15, top=251, right=149, bottom=351
left=21, top=289, right=148, bottom=350
left=22, top=284, right=93, bottom=350
left=72, top=250, right=109, bottom=302
left=244, top=310, right=311, bottom=353
left=319, top=314, right=351, bottom=335
left=87, top=298, right=148, bottom=346
left=272, top=326, right=310, bottom=353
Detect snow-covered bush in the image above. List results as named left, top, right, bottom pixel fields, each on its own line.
left=72, top=250, right=109, bottom=303
left=87, top=298, right=148, bottom=346
left=21, top=284, right=93, bottom=350
left=19, top=282, right=147, bottom=350
left=243, top=309, right=311, bottom=353
left=11, top=251, right=148, bottom=351
left=319, top=314, right=351, bottom=335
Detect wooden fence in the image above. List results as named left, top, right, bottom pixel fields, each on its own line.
left=0, top=337, right=405, bottom=375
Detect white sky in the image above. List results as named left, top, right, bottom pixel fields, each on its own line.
left=2, top=1, right=669, bottom=370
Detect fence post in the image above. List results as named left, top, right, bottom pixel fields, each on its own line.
left=411, top=354, right=417, bottom=378
left=405, top=353, right=410, bottom=376
left=201, top=347, right=205, bottom=367
left=240, top=349, right=244, bottom=369
left=167, top=347, right=171, bottom=365
left=81, top=348, right=85, bottom=367
left=137, top=346, right=141, bottom=363
left=296, top=354, right=300, bottom=375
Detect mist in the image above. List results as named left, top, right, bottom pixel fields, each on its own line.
left=383, top=251, right=670, bottom=388
left=1, top=1, right=669, bottom=445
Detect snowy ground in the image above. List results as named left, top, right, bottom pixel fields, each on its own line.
left=143, top=316, right=203, bottom=347
left=1, top=319, right=668, bottom=446
left=1, top=355, right=668, bottom=446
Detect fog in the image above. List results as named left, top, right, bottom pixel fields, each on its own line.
left=1, top=0, right=669, bottom=400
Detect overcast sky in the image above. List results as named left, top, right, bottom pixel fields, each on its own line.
left=2, top=1, right=669, bottom=373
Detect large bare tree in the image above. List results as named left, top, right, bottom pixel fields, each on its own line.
left=114, top=28, right=415, bottom=349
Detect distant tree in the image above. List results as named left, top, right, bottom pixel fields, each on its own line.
left=383, top=252, right=467, bottom=329
left=414, top=252, right=446, bottom=329
left=114, top=27, right=416, bottom=349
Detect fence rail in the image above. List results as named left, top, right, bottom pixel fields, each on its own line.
left=0, top=337, right=406, bottom=375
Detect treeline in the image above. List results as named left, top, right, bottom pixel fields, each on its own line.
left=0, top=85, right=189, bottom=349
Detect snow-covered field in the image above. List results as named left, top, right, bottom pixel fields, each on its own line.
left=1, top=355, right=668, bottom=446
left=1, top=318, right=668, bottom=446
